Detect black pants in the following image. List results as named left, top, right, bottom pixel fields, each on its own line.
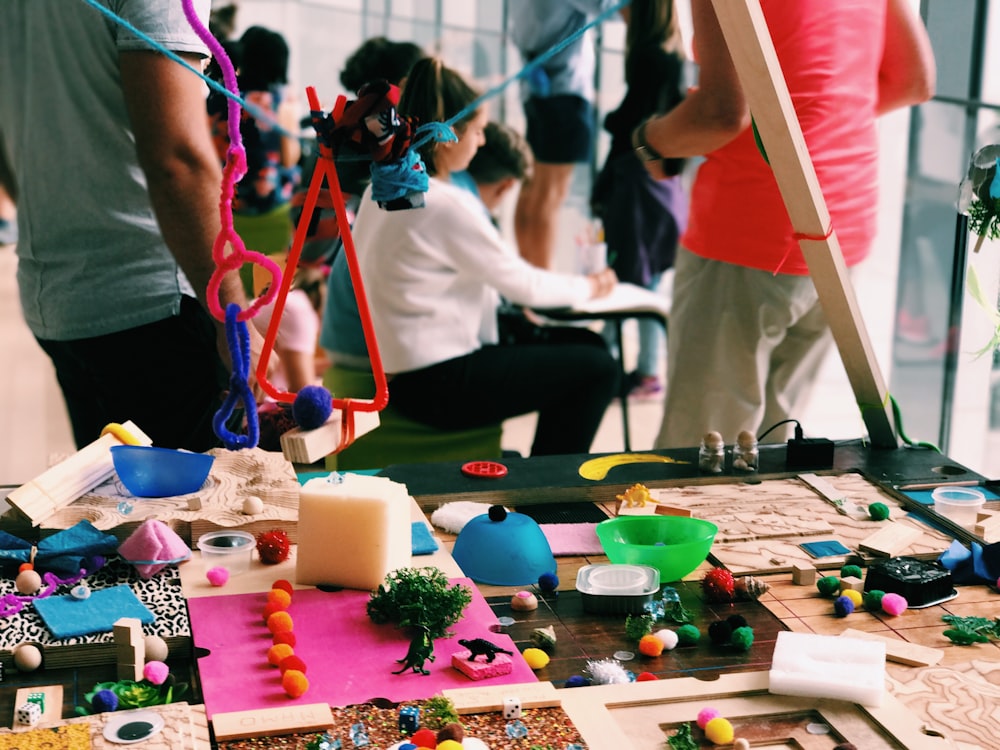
left=37, top=296, right=228, bottom=452
left=388, top=325, right=619, bottom=457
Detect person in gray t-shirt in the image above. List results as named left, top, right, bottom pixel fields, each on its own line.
left=0, top=0, right=265, bottom=450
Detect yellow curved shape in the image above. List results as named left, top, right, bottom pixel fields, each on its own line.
left=100, top=422, right=141, bottom=445
left=578, top=453, right=688, bottom=481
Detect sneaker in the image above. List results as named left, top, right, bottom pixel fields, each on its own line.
left=626, top=372, right=664, bottom=400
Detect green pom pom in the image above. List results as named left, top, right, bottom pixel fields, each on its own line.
left=863, top=589, right=885, bottom=611
left=868, top=502, right=890, bottom=521
left=730, top=625, right=754, bottom=651
left=840, top=564, right=863, bottom=579
left=816, top=575, right=841, bottom=597
left=675, top=624, right=701, bottom=646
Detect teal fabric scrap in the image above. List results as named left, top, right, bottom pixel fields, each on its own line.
left=799, top=540, right=851, bottom=558
left=33, top=584, right=154, bottom=639
left=412, top=522, right=438, bottom=556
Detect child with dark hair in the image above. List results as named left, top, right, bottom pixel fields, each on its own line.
left=340, top=36, right=424, bottom=94
left=330, top=57, right=620, bottom=456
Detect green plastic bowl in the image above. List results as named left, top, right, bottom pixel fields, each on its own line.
left=595, top=515, right=718, bottom=582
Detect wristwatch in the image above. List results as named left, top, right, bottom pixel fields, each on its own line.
left=632, top=118, right=665, bottom=163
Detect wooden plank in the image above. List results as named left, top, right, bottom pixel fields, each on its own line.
left=858, top=523, right=923, bottom=557
left=443, top=680, right=560, bottom=715
left=6, top=420, right=152, bottom=525
left=709, top=0, right=896, bottom=447
left=974, top=511, right=1000, bottom=543
left=280, top=410, right=380, bottom=465
left=210, top=703, right=334, bottom=742
left=840, top=628, right=944, bottom=667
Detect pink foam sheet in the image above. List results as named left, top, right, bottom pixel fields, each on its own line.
left=188, top=577, right=537, bottom=717
left=540, top=523, right=604, bottom=556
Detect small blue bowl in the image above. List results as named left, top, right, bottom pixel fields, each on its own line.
left=111, top=445, right=215, bottom=498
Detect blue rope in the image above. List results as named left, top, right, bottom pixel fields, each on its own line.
left=81, top=0, right=631, bottom=156
left=80, top=0, right=285, bottom=134
left=410, top=0, right=631, bottom=153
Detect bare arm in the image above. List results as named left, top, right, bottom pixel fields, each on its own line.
left=878, top=0, right=935, bottom=114
left=640, top=0, right=750, bottom=177
left=278, top=96, right=302, bottom=169
left=119, top=50, right=267, bottom=390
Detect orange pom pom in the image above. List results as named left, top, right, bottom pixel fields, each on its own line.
left=282, top=669, right=309, bottom=698
left=273, top=630, right=297, bottom=648
left=267, top=610, right=294, bottom=635
left=267, top=643, right=294, bottom=666
left=267, top=588, right=292, bottom=609
left=18, top=562, right=34, bottom=573
left=638, top=634, right=665, bottom=657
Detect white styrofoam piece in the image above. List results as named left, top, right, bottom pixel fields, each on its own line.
left=768, top=630, right=885, bottom=707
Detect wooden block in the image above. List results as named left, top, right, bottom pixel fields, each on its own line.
left=280, top=410, right=380, bottom=464
left=974, top=511, right=1000, bottom=543
left=7, top=420, right=152, bottom=525
left=858, top=523, right=922, bottom=557
left=840, top=628, right=944, bottom=667
left=451, top=651, right=514, bottom=681
left=113, top=617, right=144, bottom=646
left=654, top=504, right=693, bottom=517
left=116, top=662, right=144, bottom=681
left=840, top=575, right=864, bottom=592
left=615, top=501, right=658, bottom=516
left=791, top=561, right=817, bottom=585
left=211, top=702, right=334, bottom=741
left=443, top=680, right=560, bottom=715
left=13, top=685, right=62, bottom=725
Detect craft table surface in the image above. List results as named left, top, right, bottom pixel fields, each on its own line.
left=3, top=441, right=1000, bottom=749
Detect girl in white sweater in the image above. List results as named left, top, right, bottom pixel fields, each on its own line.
left=352, top=58, right=619, bottom=455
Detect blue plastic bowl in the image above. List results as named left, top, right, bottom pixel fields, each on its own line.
left=111, top=445, right=215, bottom=498
left=452, top=511, right=556, bottom=586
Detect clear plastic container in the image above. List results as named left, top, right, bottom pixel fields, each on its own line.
left=932, top=486, right=985, bottom=528
left=197, top=530, right=255, bottom=575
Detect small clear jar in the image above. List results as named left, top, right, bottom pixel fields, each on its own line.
left=733, top=430, right=759, bottom=472
left=698, top=431, right=725, bottom=473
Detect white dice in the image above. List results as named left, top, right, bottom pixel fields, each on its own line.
left=503, top=695, right=521, bottom=719
left=16, top=701, right=41, bottom=726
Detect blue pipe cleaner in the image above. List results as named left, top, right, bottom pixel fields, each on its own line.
left=213, top=303, right=260, bottom=450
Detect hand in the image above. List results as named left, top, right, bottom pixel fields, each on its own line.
left=587, top=267, right=617, bottom=299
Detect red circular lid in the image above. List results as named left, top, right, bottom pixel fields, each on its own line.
left=461, top=461, right=508, bottom=479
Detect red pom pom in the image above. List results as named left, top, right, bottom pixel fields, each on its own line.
left=411, top=729, right=437, bottom=748
left=272, top=579, right=294, bottom=595
left=279, top=654, right=307, bottom=674
left=256, top=529, right=291, bottom=564
left=262, top=601, right=285, bottom=623
left=636, top=671, right=659, bottom=682
left=702, top=567, right=736, bottom=603
left=273, top=631, right=297, bottom=647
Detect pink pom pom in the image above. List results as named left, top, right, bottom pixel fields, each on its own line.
left=697, top=706, right=721, bottom=729
left=881, top=592, right=908, bottom=616
left=143, top=660, right=169, bottom=685
left=206, top=566, right=230, bottom=587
